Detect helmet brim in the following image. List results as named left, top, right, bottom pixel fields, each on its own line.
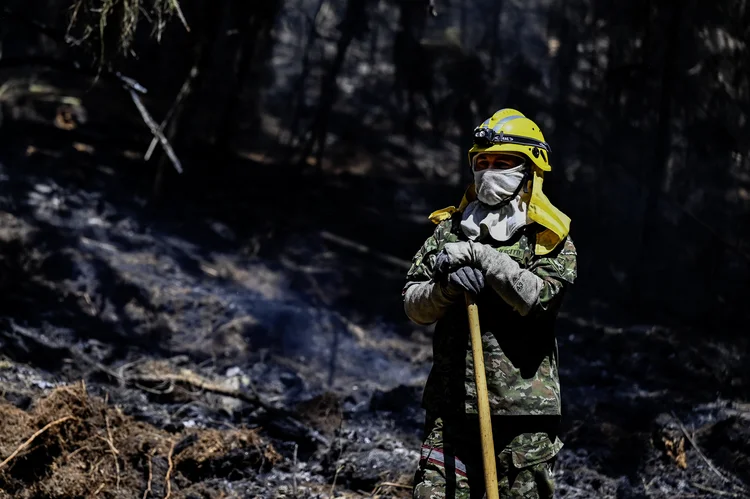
left=469, top=143, right=551, bottom=171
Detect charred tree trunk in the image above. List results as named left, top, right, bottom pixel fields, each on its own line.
left=489, top=0, right=504, bottom=80
left=603, top=0, right=622, bottom=122
left=642, top=3, right=684, bottom=240
left=550, top=0, right=576, bottom=162
left=459, top=0, right=467, bottom=47
left=393, top=0, right=430, bottom=144
left=285, top=0, right=326, bottom=149
left=370, top=0, right=381, bottom=64
left=299, top=0, right=371, bottom=168
left=215, top=0, right=282, bottom=164
left=629, top=3, right=688, bottom=307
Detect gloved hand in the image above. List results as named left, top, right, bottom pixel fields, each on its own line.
left=444, top=266, right=485, bottom=295
left=403, top=242, right=484, bottom=325
left=434, top=241, right=477, bottom=276
left=434, top=242, right=485, bottom=296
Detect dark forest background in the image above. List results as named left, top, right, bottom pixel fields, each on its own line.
left=1, top=0, right=749, bottom=329
left=0, top=1, right=749, bottom=498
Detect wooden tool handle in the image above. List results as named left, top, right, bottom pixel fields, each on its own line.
left=465, top=292, right=499, bottom=499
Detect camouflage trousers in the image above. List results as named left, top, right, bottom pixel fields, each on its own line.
left=413, top=414, right=560, bottom=499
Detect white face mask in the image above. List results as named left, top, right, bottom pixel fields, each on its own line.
left=474, top=164, right=526, bottom=206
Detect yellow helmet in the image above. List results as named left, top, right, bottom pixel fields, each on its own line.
left=468, top=108, right=551, bottom=172
left=430, top=108, right=571, bottom=255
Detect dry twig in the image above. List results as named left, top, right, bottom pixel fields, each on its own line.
left=143, top=449, right=155, bottom=499
left=128, top=88, right=184, bottom=174
left=65, top=444, right=91, bottom=463
left=292, top=443, right=299, bottom=497
left=164, top=440, right=176, bottom=499
left=134, top=380, right=175, bottom=395
left=672, top=412, right=750, bottom=495
left=320, top=231, right=411, bottom=270
left=0, top=415, right=76, bottom=469
left=170, top=0, right=191, bottom=32
left=673, top=413, right=729, bottom=480
left=377, top=482, right=411, bottom=489
left=100, top=414, right=121, bottom=491
left=691, top=482, right=747, bottom=498
left=371, top=481, right=412, bottom=497
left=330, top=463, right=344, bottom=498
left=145, top=66, right=198, bottom=160
left=129, top=369, right=260, bottom=406
left=329, top=417, right=346, bottom=498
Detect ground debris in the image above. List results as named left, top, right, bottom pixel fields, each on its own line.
left=175, top=428, right=281, bottom=479
left=295, top=391, right=344, bottom=436
left=653, top=412, right=687, bottom=469
left=0, top=382, right=280, bottom=498
left=321, top=423, right=420, bottom=494
left=124, top=359, right=263, bottom=407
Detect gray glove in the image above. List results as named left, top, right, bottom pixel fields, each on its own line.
left=403, top=243, right=480, bottom=325
left=440, top=241, right=544, bottom=316
left=434, top=245, right=485, bottom=295
left=434, top=241, right=475, bottom=276
left=445, top=266, right=485, bottom=295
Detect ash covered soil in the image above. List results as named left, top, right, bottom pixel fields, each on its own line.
left=0, top=134, right=748, bottom=498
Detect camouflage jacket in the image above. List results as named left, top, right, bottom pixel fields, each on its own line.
left=405, top=213, right=577, bottom=417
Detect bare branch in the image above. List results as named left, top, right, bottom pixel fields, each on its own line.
left=320, top=230, right=411, bottom=270
left=164, top=440, right=175, bottom=499
left=145, top=66, right=198, bottom=161
left=127, top=87, right=184, bottom=174
left=0, top=416, right=77, bottom=469
left=170, top=0, right=191, bottom=33
left=672, top=412, right=750, bottom=495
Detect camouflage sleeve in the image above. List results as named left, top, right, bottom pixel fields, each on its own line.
left=404, top=219, right=454, bottom=284
left=528, top=236, right=577, bottom=314
left=402, top=220, right=462, bottom=325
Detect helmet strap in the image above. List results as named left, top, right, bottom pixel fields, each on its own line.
left=512, top=167, right=531, bottom=198
left=523, top=168, right=532, bottom=193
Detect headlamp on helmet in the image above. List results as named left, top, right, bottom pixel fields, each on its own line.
left=473, top=127, right=552, bottom=155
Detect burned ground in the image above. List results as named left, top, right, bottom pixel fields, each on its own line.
left=0, top=125, right=748, bottom=498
